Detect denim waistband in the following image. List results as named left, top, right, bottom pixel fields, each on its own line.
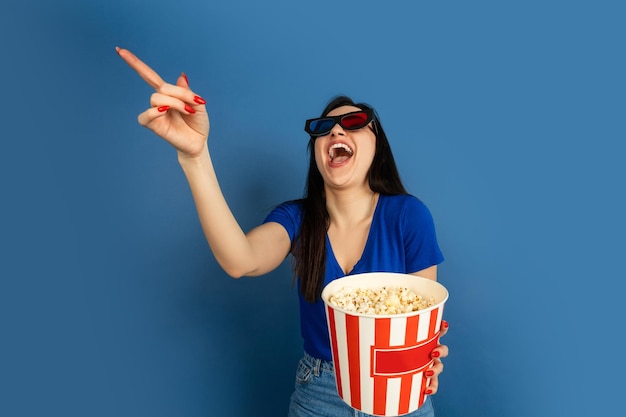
left=302, top=351, right=334, bottom=376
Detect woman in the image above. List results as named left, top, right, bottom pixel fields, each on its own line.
left=116, top=47, right=448, bottom=417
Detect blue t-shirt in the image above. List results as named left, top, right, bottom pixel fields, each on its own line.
left=263, top=194, right=444, bottom=361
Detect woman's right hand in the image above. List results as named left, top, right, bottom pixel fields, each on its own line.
left=116, top=47, right=210, bottom=158
left=116, top=47, right=291, bottom=277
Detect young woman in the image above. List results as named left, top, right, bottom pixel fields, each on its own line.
left=117, top=47, right=449, bottom=417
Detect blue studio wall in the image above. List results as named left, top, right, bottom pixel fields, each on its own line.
left=1, top=1, right=624, bottom=416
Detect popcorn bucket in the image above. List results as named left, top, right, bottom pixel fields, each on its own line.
left=321, top=272, right=449, bottom=416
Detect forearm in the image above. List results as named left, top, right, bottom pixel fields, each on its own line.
left=411, top=265, right=437, bottom=281
left=178, top=146, right=257, bottom=277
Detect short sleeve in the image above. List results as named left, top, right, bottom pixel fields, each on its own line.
left=401, top=197, right=444, bottom=273
left=263, top=200, right=303, bottom=243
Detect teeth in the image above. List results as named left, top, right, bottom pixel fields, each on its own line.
left=329, top=143, right=354, bottom=159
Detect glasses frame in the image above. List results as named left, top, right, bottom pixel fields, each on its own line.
left=304, top=108, right=375, bottom=137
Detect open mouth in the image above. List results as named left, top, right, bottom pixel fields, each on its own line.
left=329, top=143, right=354, bottom=164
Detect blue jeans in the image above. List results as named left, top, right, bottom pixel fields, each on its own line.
left=288, top=352, right=435, bottom=417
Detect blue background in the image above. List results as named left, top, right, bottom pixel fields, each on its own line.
left=1, top=1, right=624, bottom=416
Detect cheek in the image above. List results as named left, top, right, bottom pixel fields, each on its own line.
left=314, top=141, right=326, bottom=165
left=360, top=140, right=377, bottom=165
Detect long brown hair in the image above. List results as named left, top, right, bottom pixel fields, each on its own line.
left=292, top=96, right=408, bottom=302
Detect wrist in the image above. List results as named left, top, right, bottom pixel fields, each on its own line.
left=177, top=143, right=210, bottom=166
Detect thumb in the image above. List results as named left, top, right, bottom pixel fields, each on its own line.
left=177, top=72, right=189, bottom=88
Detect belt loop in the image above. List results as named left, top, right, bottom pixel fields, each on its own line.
left=313, top=357, right=321, bottom=377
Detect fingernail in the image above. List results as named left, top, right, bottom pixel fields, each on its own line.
left=425, top=370, right=435, bottom=377
left=115, top=46, right=121, bottom=55
left=431, top=350, right=440, bottom=358
left=442, top=320, right=449, bottom=329
left=194, top=95, right=206, bottom=105
left=182, top=72, right=189, bottom=85
left=158, top=105, right=170, bottom=112
left=425, top=389, right=433, bottom=395
left=184, top=104, right=196, bottom=114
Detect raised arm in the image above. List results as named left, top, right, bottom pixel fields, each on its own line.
left=116, top=47, right=290, bottom=277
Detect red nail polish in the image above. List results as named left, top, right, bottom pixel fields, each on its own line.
left=184, top=104, right=196, bottom=114
left=157, top=105, right=170, bottom=112
left=431, top=350, right=440, bottom=358
left=194, top=95, right=206, bottom=105
left=425, top=389, right=433, bottom=395
left=425, top=370, right=435, bottom=377
left=442, top=320, right=449, bottom=329
left=182, top=72, right=189, bottom=85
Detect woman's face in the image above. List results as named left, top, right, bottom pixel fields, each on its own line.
left=313, top=105, right=377, bottom=191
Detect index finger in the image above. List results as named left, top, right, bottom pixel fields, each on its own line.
left=116, top=47, right=166, bottom=90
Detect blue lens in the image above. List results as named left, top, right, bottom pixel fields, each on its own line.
left=310, top=118, right=335, bottom=134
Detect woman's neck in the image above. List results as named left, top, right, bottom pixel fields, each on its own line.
left=325, top=186, right=379, bottom=229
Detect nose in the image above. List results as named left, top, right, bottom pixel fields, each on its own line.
left=329, top=123, right=346, bottom=136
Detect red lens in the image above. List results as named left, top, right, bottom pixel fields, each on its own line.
left=340, top=112, right=369, bottom=129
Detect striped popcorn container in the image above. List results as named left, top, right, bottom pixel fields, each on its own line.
left=321, top=272, right=449, bottom=416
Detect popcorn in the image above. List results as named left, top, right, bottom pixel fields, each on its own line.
left=328, top=286, right=435, bottom=315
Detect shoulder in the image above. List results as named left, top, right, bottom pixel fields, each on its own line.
left=274, top=199, right=303, bottom=210
left=380, top=193, right=430, bottom=213
left=379, top=194, right=436, bottom=225
left=265, top=199, right=303, bottom=220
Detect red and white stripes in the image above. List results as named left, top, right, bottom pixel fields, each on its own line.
left=327, top=306, right=444, bottom=416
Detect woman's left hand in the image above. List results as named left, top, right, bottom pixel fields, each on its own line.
left=426, top=320, right=449, bottom=395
